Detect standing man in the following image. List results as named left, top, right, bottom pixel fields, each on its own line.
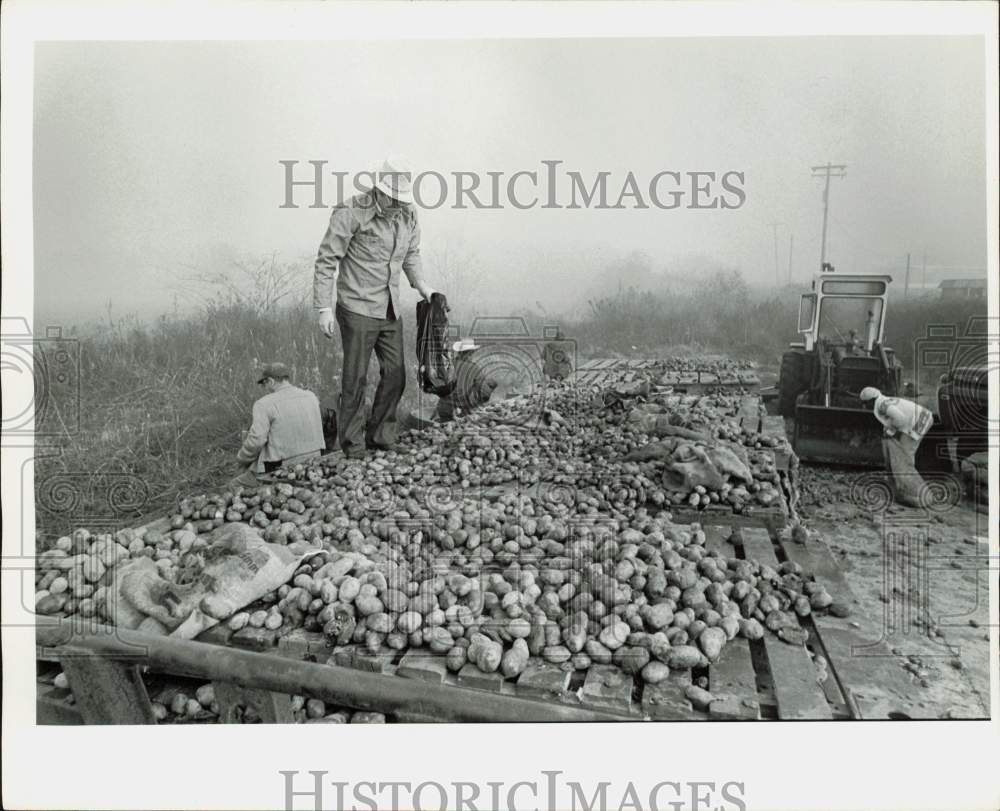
left=314, top=156, right=437, bottom=459
left=860, top=386, right=934, bottom=505
left=235, top=362, right=324, bottom=483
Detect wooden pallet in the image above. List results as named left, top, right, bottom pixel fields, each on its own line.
left=38, top=516, right=921, bottom=722
left=155, top=524, right=862, bottom=721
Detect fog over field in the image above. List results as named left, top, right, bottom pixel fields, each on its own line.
left=33, top=36, right=987, bottom=325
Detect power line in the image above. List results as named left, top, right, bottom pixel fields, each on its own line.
left=811, top=162, right=847, bottom=270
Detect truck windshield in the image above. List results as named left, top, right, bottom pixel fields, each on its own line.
left=817, top=297, right=883, bottom=347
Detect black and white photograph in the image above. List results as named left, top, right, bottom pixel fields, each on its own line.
left=2, top=2, right=997, bottom=810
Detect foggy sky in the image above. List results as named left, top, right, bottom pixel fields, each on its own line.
left=33, top=36, right=988, bottom=323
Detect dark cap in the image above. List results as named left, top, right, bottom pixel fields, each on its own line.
left=257, top=362, right=291, bottom=383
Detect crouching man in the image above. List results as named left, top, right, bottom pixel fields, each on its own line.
left=860, top=386, right=933, bottom=506
left=233, top=362, right=324, bottom=486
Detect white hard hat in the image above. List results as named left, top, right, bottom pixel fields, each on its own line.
left=368, top=155, right=414, bottom=204
left=859, top=387, right=880, bottom=402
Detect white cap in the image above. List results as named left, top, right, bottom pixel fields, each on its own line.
left=452, top=338, right=478, bottom=353
left=369, top=155, right=414, bottom=204
left=859, top=387, right=880, bottom=402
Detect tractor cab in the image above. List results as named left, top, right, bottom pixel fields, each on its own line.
left=778, top=268, right=903, bottom=465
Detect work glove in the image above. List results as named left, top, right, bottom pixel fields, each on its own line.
left=318, top=308, right=336, bottom=338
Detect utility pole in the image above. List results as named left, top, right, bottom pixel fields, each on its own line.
left=811, top=162, right=847, bottom=270
left=922, top=251, right=927, bottom=293
left=769, top=220, right=782, bottom=287
left=904, top=252, right=911, bottom=298
left=787, top=234, right=794, bottom=285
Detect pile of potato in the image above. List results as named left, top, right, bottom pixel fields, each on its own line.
left=38, top=365, right=842, bottom=704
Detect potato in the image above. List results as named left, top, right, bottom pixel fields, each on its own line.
left=697, top=626, right=726, bottom=662
left=446, top=645, right=468, bottom=672
left=542, top=644, right=571, bottom=665
left=264, top=611, right=283, bottom=630
left=738, top=618, right=764, bottom=640
left=354, top=595, right=384, bottom=617
left=170, top=693, right=189, bottom=715
left=562, top=621, right=588, bottom=653
left=53, top=672, right=69, bottom=689
left=427, top=627, right=454, bottom=654
left=49, top=576, right=69, bottom=595
left=350, top=712, right=386, bottom=723
left=82, top=556, right=106, bottom=583
left=641, top=661, right=671, bottom=685
left=501, top=639, right=530, bottom=677
left=778, top=626, right=808, bottom=646
left=685, top=685, right=714, bottom=711
left=507, top=617, right=531, bottom=639
left=367, top=613, right=394, bottom=634
left=338, top=576, right=361, bottom=603
left=397, top=611, right=422, bottom=634
left=615, top=645, right=650, bottom=675
left=597, top=619, right=629, bottom=651
left=151, top=702, right=168, bottom=721
left=472, top=641, right=500, bottom=673
left=306, top=698, right=326, bottom=719
left=195, top=684, right=215, bottom=707
left=666, top=645, right=704, bottom=670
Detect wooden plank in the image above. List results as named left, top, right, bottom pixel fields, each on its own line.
left=514, top=659, right=573, bottom=701
left=60, top=656, right=157, bottom=724
left=352, top=647, right=397, bottom=675
left=740, top=526, right=780, bottom=567
left=741, top=527, right=832, bottom=719
left=195, top=624, right=234, bottom=647
left=396, top=650, right=450, bottom=684
left=805, top=626, right=939, bottom=720
left=776, top=535, right=932, bottom=719
left=737, top=395, right=761, bottom=421
left=761, top=415, right=788, bottom=441
left=213, top=681, right=294, bottom=724
left=641, top=672, right=703, bottom=720
left=703, top=524, right=735, bottom=556
left=36, top=683, right=83, bottom=725
left=762, top=635, right=832, bottom=719
left=456, top=663, right=505, bottom=693
left=230, top=627, right=279, bottom=652
left=277, top=629, right=329, bottom=659
left=580, top=665, right=634, bottom=714
left=708, top=639, right=761, bottom=720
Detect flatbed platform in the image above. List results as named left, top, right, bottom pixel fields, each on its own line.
left=36, top=520, right=924, bottom=722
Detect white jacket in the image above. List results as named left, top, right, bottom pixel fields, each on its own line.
left=872, top=394, right=933, bottom=441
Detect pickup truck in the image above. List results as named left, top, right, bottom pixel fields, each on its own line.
left=937, top=364, right=989, bottom=462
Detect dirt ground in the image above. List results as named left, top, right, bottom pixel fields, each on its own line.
left=795, top=464, right=992, bottom=719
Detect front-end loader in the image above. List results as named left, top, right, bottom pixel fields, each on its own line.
left=777, top=269, right=903, bottom=465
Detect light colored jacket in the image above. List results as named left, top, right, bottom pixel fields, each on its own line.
left=237, top=383, right=324, bottom=464
left=872, top=394, right=933, bottom=441
left=313, top=191, right=424, bottom=319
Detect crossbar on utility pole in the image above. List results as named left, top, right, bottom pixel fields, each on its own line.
left=811, top=162, right=847, bottom=270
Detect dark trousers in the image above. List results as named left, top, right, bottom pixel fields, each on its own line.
left=336, top=303, right=405, bottom=453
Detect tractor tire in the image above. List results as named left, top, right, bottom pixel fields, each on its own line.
left=778, top=350, right=808, bottom=417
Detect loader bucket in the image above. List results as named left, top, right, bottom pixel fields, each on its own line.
left=792, top=404, right=886, bottom=467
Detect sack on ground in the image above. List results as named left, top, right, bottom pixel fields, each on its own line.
left=883, top=437, right=925, bottom=507
left=105, top=523, right=321, bottom=639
